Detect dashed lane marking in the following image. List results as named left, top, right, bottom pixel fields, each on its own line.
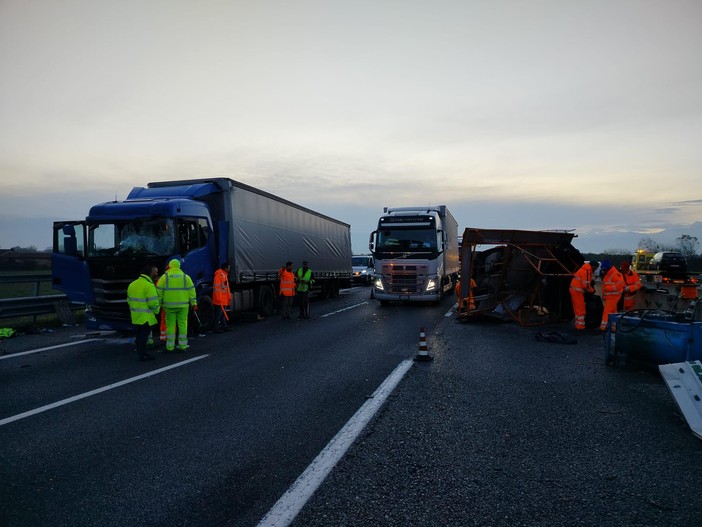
left=0, top=355, right=209, bottom=427
left=256, top=358, right=414, bottom=527
left=0, top=339, right=102, bottom=361
left=320, top=301, right=368, bottom=318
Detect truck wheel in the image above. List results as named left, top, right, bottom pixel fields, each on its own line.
left=195, top=296, right=214, bottom=332
left=257, top=285, right=276, bottom=317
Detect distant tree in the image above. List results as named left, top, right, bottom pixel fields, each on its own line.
left=636, top=237, right=680, bottom=253
left=637, top=237, right=661, bottom=252
left=603, top=248, right=631, bottom=256
left=10, top=245, right=38, bottom=252
left=676, top=234, right=700, bottom=259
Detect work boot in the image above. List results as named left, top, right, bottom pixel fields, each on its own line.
left=139, top=353, right=155, bottom=361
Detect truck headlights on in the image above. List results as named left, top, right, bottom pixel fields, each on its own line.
left=426, top=277, right=438, bottom=292
left=374, top=277, right=384, bottom=291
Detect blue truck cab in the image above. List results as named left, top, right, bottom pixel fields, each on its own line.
left=52, top=178, right=352, bottom=332
left=53, top=181, right=220, bottom=331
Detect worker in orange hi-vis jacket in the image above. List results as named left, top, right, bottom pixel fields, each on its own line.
left=569, top=261, right=598, bottom=331
left=212, top=262, right=232, bottom=333
left=599, top=259, right=625, bottom=331
left=619, top=261, right=642, bottom=312
left=456, top=277, right=477, bottom=314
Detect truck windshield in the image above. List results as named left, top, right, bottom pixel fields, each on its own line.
left=88, top=219, right=175, bottom=257
left=376, top=228, right=438, bottom=258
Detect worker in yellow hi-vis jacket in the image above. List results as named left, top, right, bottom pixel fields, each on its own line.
left=156, top=258, right=197, bottom=352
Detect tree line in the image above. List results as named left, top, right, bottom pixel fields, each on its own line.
left=582, top=234, right=701, bottom=273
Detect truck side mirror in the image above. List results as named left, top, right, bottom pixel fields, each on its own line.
left=369, top=231, right=377, bottom=253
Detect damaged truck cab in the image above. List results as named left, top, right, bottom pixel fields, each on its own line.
left=52, top=178, right=351, bottom=331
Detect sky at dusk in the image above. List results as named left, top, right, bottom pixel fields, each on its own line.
left=1, top=0, right=701, bottom=254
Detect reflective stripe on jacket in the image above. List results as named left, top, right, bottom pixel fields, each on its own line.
left=602, top=268, right=625, bottom=297
left=622, top=270, right=642, bottom=298
left=212, top=268, right=232, bottom=306
left=280, top=269, right=296, bottom=297
left=569, top=263, right=595, bottom=294
left=157, top=267, right=197, bottom=309
left=296, top=268, right=313, bottom=292
left=127, top=274, right=160, bottom=325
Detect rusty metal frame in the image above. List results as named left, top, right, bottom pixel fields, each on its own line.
left=458, top=228, right=582, bottom=325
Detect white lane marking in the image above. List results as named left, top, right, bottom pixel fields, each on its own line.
left=320, top=301, right=368, bottom=318
left=0, top=355, right=209, bottom=427
left=256, top=358, right=414, bottom=527
left=0, top=339, right=102, bottom=361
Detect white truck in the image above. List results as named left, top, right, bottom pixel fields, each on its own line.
left=368, top=206, right=459, bottom=305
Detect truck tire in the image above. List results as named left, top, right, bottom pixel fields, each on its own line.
left=317, top=282, right=330, bottom=300
left=194, top=295, right=214, bottom=332
left=257, top=285, right=276, bottom=317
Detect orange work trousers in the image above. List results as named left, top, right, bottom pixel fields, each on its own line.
left=600, top=295, right=621, bottom=331
left=570, top=289, right=586, bottom=330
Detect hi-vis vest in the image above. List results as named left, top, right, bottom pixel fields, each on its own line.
left=127, top=274, right=160, bottom=325
left=280, top=269, right=296, bottom=297
left=570, top=264, right=595, bottom=294
left=157, top=267, right=197, bottom=309
left=296, top=268, right=313, bottom=292
left=213, top=268, right=232, bottom=306
left=622, top=270, right=642, bottom=298
left=602, top=268, right=625, bottom=297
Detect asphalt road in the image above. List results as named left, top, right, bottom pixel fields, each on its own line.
left=1, top=287, right=449, bottom=527
left=2, top=288, right=702, bottom=527
left=292, top=315, right=702, bottom=527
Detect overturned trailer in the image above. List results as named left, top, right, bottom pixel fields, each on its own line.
left=458, top=228, right=584, bottom=325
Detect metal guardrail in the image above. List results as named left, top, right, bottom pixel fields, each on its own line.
left=0, top=273, right=82, bottom=323
left=0, top=294, right=69, bottom=319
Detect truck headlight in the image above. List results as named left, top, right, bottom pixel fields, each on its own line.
left=426, top=278, right=438, bottom=292
left=374, top=278, right=384, bottom=291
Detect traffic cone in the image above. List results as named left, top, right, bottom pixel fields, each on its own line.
left=414, top=326, right=433, bottom=362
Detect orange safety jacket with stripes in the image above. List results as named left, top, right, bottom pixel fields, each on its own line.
left=279, top=269, right=296, bottom=297
left=212, top=268, right=232, bottom=306
left=602, top=268, right=625, bottom=298
left=622, top=269, right=642, bottom=298
left=569, top=263, right=596, bottom=294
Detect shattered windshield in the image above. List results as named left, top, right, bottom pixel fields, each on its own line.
left=88, top=219, right=175, bottom=257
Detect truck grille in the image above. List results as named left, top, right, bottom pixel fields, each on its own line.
left=91, top=277, right=131, bottom=321
left=380, top=264, right=428, bottom=294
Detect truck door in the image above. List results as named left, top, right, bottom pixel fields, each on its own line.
left=51, top=221, right=95, bottom=303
